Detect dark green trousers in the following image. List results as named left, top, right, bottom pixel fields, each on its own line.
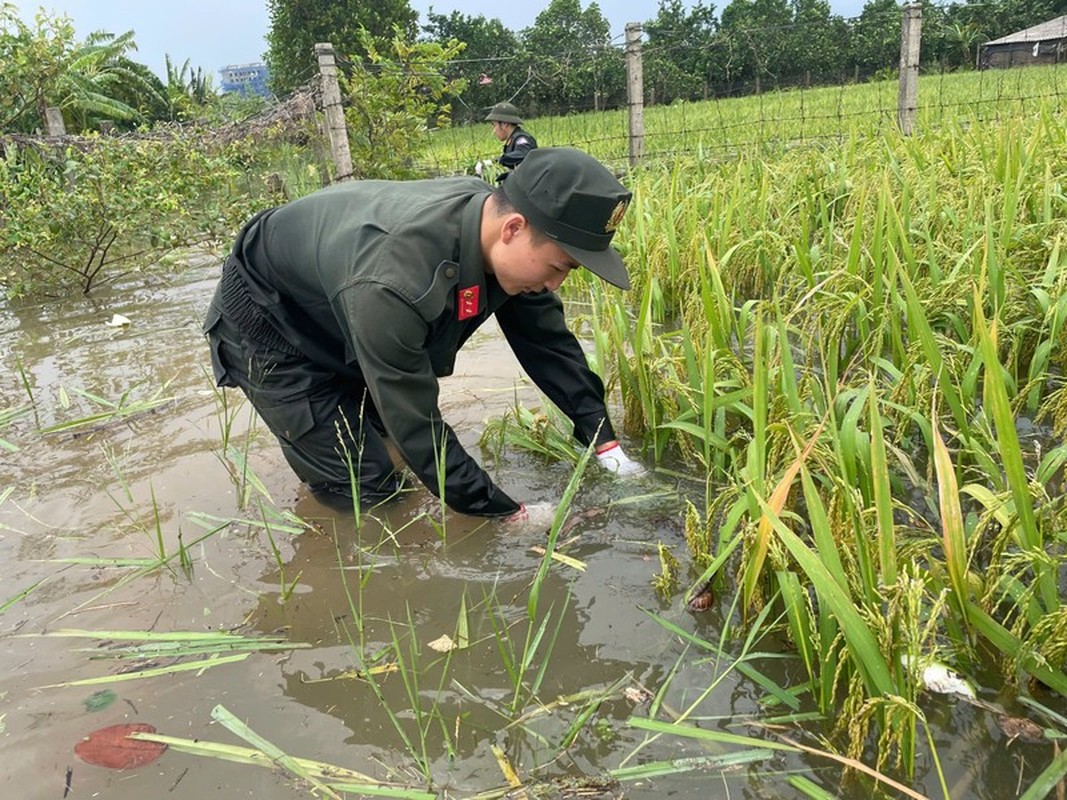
left=204, top=290, right=403, bottom=508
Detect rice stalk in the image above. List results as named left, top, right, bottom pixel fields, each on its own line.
left=973, top=290, right=1056, bottom=613
left=867, top=379, right=896, bottom=588
left=930, top=395, right=970, bottom=620
left=742, top=413, right=827, bottom=614
left=127, top=731, right=433, bottom=797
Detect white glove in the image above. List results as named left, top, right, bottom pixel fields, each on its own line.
left=474, top=159, right=484, bottom=177
left=502, top=501, right=557, bottom=533
left=596, top=444, right=646, bottom=477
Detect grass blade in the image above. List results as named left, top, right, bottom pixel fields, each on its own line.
left=211, top=704, right=342, bottom=800
left=38, top=653, right=249, bottom=688
left=867, top=379, right=896, bottom=586
left=931, top=396, right=969, bottom=616
left=742, top=415, right=827, bottom=612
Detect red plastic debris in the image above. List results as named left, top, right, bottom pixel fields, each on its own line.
left=74, top=723, right=167, bottom=770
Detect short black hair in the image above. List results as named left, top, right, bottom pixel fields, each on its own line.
left=490, top=186, right=548, bottom=244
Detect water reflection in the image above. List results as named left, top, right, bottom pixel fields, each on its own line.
left=244, top=488, right=693, bottom=791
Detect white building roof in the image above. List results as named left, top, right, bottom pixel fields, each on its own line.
left=985, top=15, right=1067, bottom=46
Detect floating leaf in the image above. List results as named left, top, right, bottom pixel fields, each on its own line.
left=83, top=689, right=117, bottom=713
left=529, top=545, right=586, bottom=571
left=74, top=723, right=167, bottom=769
left=995, top=714, right=1047, bottom=743
left=427, top=634, right=456, bottom=653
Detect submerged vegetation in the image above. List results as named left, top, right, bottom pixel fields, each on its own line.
left=3, top=28, right=1067, bottom=796
left=479, top=67, right=1067, bottom=789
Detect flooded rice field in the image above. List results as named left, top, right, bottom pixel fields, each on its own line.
left=0, top=256, right=1059, bottom=798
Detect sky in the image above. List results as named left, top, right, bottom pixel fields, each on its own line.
left=9, top=0, right=867, bottom=82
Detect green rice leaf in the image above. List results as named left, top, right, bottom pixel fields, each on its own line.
left=211, top=704, right=341, bottom=799
left=756, top=496, right=896, bottom=697
left=610, top=749, right=774, bottom=781
left=867, top=379, right=896, bottom=586
left=973, top=293, right=1055, bottom=612
left=628, top=716, right=798, bottom=752
left=38, top=653, right=249, bottom=688
left=1018, top=741, right=1067, bottom=800
left=931, top=398, right=970, bottom=615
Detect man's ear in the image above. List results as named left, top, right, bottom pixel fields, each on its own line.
left=499, top=213, right=528, bottom=245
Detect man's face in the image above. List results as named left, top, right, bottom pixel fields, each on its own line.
left=490, top=120, right=512, bottom=142
left=490, top=221, right=578, bottom=296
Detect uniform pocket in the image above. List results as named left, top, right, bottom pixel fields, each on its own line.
left=203, top=299, right=233, bottom=387
left=257, top=396, right=317, bottom=444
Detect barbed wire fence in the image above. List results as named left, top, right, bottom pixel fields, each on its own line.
left=5, top=0, right=1064, bottom=187
left=401, top=1, right=1067, bottom=178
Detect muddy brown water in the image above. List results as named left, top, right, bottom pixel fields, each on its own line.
left=0, top=256, right=1058, bottom=798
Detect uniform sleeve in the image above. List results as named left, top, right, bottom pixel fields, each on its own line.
left=499, top=134, right=537, bottom=169
left=337, top=283, right=520, bottom=517
left=494, top=291, right=617, bottom=447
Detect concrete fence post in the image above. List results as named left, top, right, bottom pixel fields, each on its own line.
left=625, top=23, right=645, bottom=168
left=315, top=42, right=354, bottom=182
left=44, top=107, right=66, bottom=136
left=897, top=4, right=923, bottom=135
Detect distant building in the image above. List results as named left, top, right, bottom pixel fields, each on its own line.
left=219, top=63, right=271, bottom=97
left=979, top=15, right=1067, bottom=69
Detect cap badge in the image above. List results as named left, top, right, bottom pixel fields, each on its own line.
left=605, top=200, right=628, bottom=233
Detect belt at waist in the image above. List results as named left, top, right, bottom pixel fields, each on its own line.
left=219, top=256, right=303, bottom=357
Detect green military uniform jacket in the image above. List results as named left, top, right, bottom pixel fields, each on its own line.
left=500, top=126, right=537, bottom=170
left=229, top=177, right=617, bottom=516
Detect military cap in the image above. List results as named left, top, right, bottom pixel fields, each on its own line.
left=485, top=101, right=523, bottom=124
left=502, top=147, right=632, bottom=290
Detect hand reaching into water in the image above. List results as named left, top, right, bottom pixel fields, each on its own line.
left=596, top=443, right=646, bottom=478
left=501, top=502, right=557, bottom=533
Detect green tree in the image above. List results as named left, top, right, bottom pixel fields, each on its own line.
left=161, top=55, right=214, bottom=119
left=644, top=0, right=719, bottom=103
left=788, top=0, right=842, bottom=83
left=719, top=0, right=794, bottom=90
left=936, top=0, right=1067, bottom=70
left=342, top=28, right=465, bottom=179
left=849, top=0, right=901, bottom=76
left=0, top=134, right=252, bottom=296
left=265, top=0, right=418, bottom=94
left=420, top=11, right=522, bottom=124
left=52, top=30, right=165, bottom=131
left=0, top=4, right=75, bottom=131
left=0, top=4, right=162, bottom=133
left=986, top=0, right=1066, bottom=40
left=521, top=0, right=620, bottom=113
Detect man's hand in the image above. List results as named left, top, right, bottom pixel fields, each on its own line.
left=596, top=442, right=646, bottom=477
left=502, top=501, right=557, bottom=533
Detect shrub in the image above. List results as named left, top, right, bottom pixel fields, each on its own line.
left=0, top=131, right=257, bottom=296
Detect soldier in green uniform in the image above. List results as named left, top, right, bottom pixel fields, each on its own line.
left=204, top=147, right=642, bottom=529
left=485, top=101, right=537, bottom=174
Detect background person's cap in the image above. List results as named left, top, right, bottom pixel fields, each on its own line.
left=502, top=147, right=632, bottom=290
left=484, top=102, right=523, bottom=124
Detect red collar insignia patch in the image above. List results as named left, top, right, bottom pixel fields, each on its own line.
left=458, top=285, right=480, bottom=320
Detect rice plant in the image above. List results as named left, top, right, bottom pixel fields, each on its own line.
left=457, top=73, right=1067, bottom=783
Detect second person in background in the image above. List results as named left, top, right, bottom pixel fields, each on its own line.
left=486, top=101, right=537, bottom=179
